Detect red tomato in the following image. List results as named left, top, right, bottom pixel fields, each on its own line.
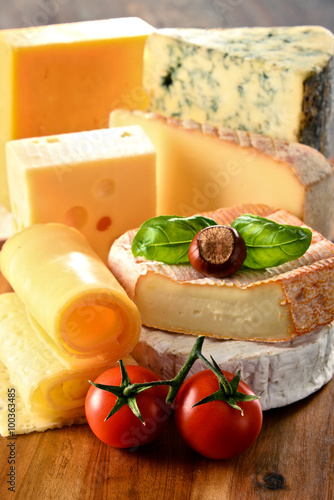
left=85, top=365, right=171, bottom=449
left=174, top=369, right=263, bottom=459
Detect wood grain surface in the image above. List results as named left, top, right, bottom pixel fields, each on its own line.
left=0, top=1, right=333, bottom=499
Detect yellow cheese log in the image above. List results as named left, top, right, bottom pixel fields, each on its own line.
left=0, top=17, right=154, bottom=208
left=0, top=224, right=141, bottom=361
left=0, top=293, right=137, bottom=435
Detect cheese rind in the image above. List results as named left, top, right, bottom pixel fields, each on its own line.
left=143, top=26, right=334, bottom=155
left=0, top=223, right=141, bottom=361
left=0, top=17, right=154, bottom=208
left=6, top=126, right=156, bottom=263
left=109, top=109, right=334, bottom=239
left=131, top=323, right=334, bottom=410
left=108, top=204, right=334, bottom=341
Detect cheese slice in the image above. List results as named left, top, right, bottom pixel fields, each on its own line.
left=0, top=293, right=137, bottom=436
left=6, top=126, right=156, bottom=263
left=0, top=223, right=141, bottom=362
left=109, top=109, right=334, bottom=240
left=143, top=26, right=334, bottom=156
left=132, top=323, right=334, bottom=411
left=108, top=204, right=334, bottom=342
left=0, top=17, right=154, bottom=208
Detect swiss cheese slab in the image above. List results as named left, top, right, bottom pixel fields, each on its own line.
left=109, top=109, right=334, bottom=240
left=6, top=126, right=156, bottom=263
left=108, top=204, right=334, bottom=342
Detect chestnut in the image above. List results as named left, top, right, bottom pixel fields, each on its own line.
left=188, top=225, right=247, bottom=278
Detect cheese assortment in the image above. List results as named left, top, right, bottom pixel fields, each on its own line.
left=108, top=204, right=334, bottom=341
left=110, top=109, right=334, bottom=239
left=0, top=17, right=154, bottom=208
left=143, top=26, right=334, bottom=156
left=0, top=17, right=333, bottom=437
left=6, top=126, right=156, bottom=263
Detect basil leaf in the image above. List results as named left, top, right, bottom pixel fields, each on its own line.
left=131, top=215, right=218, bottom=264
left=231, top=214, right=312, bottom=269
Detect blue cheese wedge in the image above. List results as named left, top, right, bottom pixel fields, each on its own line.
left=132, top=323, right=334, bottom=410
left=108, top=204, right=334, bottom=342
left=143, top=26, right=334, bottom=156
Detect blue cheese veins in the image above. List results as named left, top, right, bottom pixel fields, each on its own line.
left=143, top=26, right=334, bottom=155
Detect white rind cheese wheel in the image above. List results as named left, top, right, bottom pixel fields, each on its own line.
left=131, top=324, right=334, bottom=411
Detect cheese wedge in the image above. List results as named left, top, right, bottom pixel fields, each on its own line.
left=0, top=223, right=141, bottom=361
left=0, top=293, right=138, bottom=436
left=132, top=323, right=334, bottom=410
left=108, top=204, right=334, bottom=342
left=0, top=17, right=154, bottom=208
left=143, top=26, right=334, bottom=155
left=6, top=126, right=156, bottom=263
left=109, top=109, right=334, bottom=240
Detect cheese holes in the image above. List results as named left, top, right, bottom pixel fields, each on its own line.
left=46, top=136, right=61, bottom=143
left=96, top=216, right=112, bottom=232
left=64, top=206, right=88, bottom=230
left=95, top=178, right=115, bottom=198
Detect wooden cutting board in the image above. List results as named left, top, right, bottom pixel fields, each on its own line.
left=0, top=379, right=332, bottom=499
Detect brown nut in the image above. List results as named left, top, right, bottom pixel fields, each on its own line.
left=188, top=225, right=247, bottom=278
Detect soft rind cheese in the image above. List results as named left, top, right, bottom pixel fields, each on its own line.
left=109, top=109, right=334, bottom=239
left=131, top=323, right=334, bottom=411
left=143, top=26, right=334, bottom=156
left=108, top=204, right=334, bottom=341
left=0, top=17, right=154, bottom=208
left=0, top=223, right=141, bottom=362
left=6, top=126, right=156, bottom=263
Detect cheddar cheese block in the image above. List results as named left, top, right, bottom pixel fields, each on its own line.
left=108, top=204, right=334, bottom=342
left=0, top=223, right=141, bottom=362
left=0, top=17, right=154, bottom=208
left=143, top=26, right=334, bottom=155
left=0, top=293, right=137, bottom=436
left=109, top=109, right=334, bottom=240
left=132, top=323, right=334, bottom=410
left=6, top=126, right=156, bottom=263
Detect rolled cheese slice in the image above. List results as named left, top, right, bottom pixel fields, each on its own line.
left=0, top=293, right=137, bottom=435
left=0, top=223, right=141, bottom=361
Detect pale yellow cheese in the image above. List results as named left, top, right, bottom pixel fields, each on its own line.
left=6, top=126, right=156, bottom=263
left=0, top=223, right=141, bottom=362
left=0, top=293, right=137, bottom=436
left=0, top=17, right=154, bottom=208
left=109, top=109, right=334, bottom=240
left=108, top=204, right=334, bottom=342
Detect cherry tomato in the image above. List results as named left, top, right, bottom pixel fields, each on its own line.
left=174, top=369, right=263, bottom=459
left=85, top=365, right=170, bottom=449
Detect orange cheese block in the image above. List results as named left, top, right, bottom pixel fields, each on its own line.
left=0, top=17, right=154, bottom=208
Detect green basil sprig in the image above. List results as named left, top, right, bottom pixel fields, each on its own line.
left=231, top=214, right=312, bottom=269
left=131, top=215, right=217, bottom=264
